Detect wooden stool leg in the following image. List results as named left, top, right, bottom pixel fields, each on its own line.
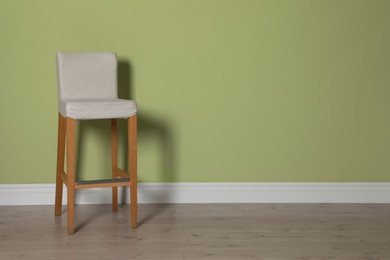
left=55, top=113, right=66, bottom=216
left=111, top=119, right=118, bottom=212
left=66, top=118, right=76, bottom=235
left=128, top=115, right=138, bottom=229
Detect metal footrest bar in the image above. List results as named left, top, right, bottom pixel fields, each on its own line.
left=75, top=178, right=131, bottom=189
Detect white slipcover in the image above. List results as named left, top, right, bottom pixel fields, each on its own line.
left=56, top=52, right=137, bottom=119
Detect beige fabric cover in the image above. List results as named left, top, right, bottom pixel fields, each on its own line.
left=56, top=52, right=137, bottom=119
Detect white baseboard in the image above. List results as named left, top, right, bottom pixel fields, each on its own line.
left=1, top=182, right=390, bottom=205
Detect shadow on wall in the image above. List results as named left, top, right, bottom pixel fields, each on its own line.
left=74, top=59, right=176, bottom=225
left=117, top=59, right=176, bottom=209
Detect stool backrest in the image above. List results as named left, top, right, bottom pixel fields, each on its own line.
left=56, top=52, right=118, bottom=100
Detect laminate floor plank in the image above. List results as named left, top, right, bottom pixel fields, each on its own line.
left=1, top=203, right=390, bottom=259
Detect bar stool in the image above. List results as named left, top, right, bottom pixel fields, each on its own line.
left=54, top=52, right=137, bottom=235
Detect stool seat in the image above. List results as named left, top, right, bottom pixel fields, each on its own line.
left=59, top=98, right=137, bottom=119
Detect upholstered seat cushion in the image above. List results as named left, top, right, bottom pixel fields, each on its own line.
left=59, top=98, right=137, bottom=119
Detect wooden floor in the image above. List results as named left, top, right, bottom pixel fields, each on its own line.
left=1, top=204, right=390, bottom=260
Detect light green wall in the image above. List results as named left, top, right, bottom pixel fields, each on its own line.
left=1, top=0, right=389, bottom=183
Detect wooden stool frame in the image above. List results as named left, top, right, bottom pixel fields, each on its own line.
left=55, top=113, right=137, bottom=235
